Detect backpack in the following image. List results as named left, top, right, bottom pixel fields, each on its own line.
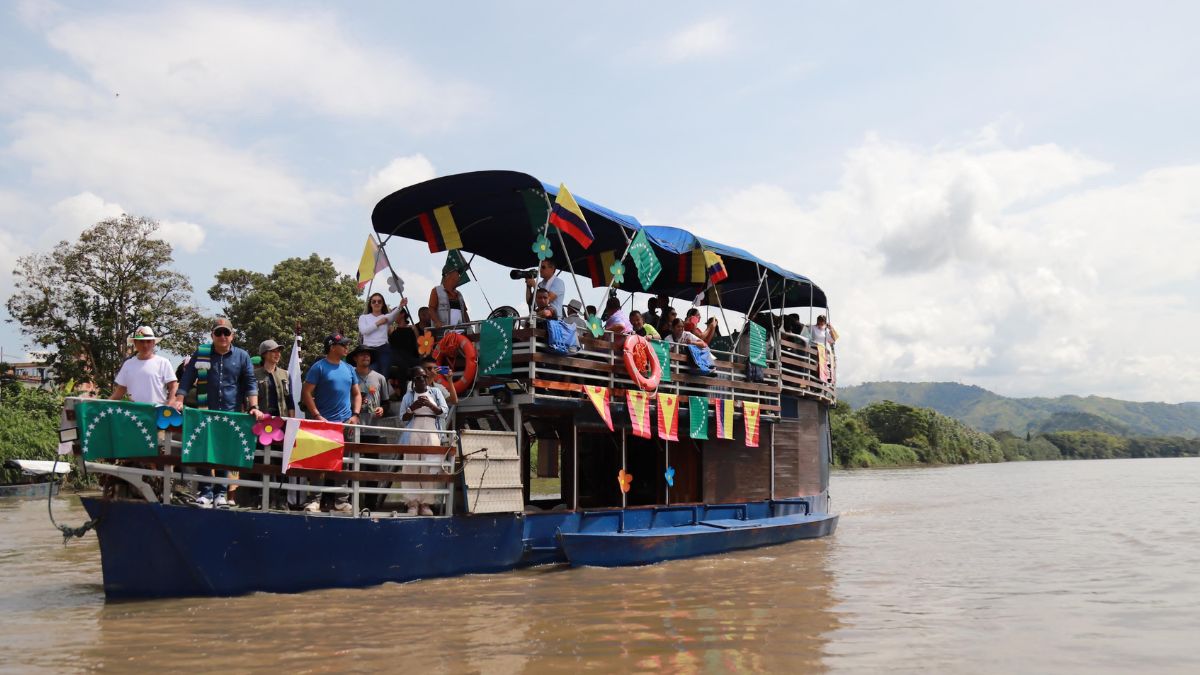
left=545, top=319, right=581, bottom=354
left=686, top=345, right=716, bottom=374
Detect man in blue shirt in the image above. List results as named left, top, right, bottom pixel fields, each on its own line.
left=172, top=318, right=262, bottom=508
left=300, top=332, right=362, bottom=513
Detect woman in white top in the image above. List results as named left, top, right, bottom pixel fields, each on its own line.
left=809, top=315, right=837, bottom=349
left=358, top=292, right=407, bottom=377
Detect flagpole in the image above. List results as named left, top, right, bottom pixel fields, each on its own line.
left=462, top=252, right=495, bottom=315
left=373, top=233, right=412, bottom=324
left=730, top=269, right=769, bottom=356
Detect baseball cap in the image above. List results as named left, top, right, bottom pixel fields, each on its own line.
left=324, top=332, right=352, bottom=352
left=212, top=318, right=235, bottom=332
left=257, top=339, right=282, bottom=355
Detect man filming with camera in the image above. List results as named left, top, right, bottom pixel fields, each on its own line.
left=522, top=258, right=565, bottom=320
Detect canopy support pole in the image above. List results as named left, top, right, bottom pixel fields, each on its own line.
left=463, top=253, right=495, bottom=315
left=730, top=269, right=769, bottom=356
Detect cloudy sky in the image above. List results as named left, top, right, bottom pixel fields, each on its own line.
left=2, top=0, right=1198, bottom=403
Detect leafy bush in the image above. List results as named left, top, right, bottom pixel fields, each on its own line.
left=876, top=443, right=921, bottom=465
left=0, top=387, right=63, bottom=484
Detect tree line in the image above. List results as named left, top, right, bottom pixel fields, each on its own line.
left=832, top=400, right=1200, bottom=468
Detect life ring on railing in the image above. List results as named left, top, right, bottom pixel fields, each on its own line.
left=433, top=332, right=478, bottom=396
left=623, top=334, right=661, bottom=391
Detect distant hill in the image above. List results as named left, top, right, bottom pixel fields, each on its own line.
left=839, top=382, right=1200, bottom=438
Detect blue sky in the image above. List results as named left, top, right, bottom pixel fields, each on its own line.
left=2, top=0, right=1198, bottom=402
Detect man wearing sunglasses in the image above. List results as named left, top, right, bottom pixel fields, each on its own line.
left=173, top=318, right=262, bottom=508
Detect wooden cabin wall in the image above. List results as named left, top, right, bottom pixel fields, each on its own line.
left=773, top=399, right=828, bottom=497
left=702, top=425, right=772, bottom=502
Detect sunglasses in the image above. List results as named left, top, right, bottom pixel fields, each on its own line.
left=213, top=329, right=232, bottom=337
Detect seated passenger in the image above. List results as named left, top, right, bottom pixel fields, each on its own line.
left=685, top=308, right=718, bottom=343
left=532, top=287, right=558, bottom=320
left=564, top=299, right=590, bottom=332
left=658, top=306, right=677, bottom=336
left=602, top=297, right=632, bottom=334
left=524, top=258, right=565, bottom=319
left=644, top=297, right=661, bottom=328
left=629, top=310, right=660, bottom=339
left=666, top=318, right=707, bottom=348
left=586, top=304, right=597, bottom=318
left=428, top=268, right=469, bottom=329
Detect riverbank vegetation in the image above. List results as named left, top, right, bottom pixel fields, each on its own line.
left=832, top=400, right=1200, bottom=468
left=0, top=380, right=63, bottom=484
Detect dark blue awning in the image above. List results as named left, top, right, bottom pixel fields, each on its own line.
left=372, top=171, right=827, bottom=311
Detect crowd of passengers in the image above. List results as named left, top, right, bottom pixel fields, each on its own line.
left=105, top=260, right=835, bottom=514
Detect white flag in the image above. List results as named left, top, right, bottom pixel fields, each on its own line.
left=287, top=335, right=303, bottom=418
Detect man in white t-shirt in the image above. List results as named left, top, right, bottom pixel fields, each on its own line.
left=111, top=326, right=178, bottom=405
left=525, top=258, right=565, bottom=319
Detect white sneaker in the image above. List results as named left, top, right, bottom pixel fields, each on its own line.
left=195, top=494, right=213, bottom=509
left=330, top=500, right=353, bottom=514
left=214, top=494, right=230, bottom=508
left=303, top=499, right=322, bottom=513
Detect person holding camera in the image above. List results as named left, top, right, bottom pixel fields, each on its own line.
left=523, top=258, right=565, bottom=320
left=685, top=307, right=719, bottom=344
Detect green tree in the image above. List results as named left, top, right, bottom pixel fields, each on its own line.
left=0, top=386, right=63, bottom=484
left=5, top=216, right=208, bottom=392
left=830, top=401, right=882, bottom=467
left=208, top=254, right=363, bottom=366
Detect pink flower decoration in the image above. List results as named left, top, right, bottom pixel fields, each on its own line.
left=253, top=416, right=286, bottom=445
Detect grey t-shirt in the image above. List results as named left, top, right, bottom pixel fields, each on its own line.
left=355, top=369, right=392, bottom=426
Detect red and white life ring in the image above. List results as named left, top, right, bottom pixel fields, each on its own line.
left=433, top=332, right=478, bottom=396
left=623, top=334, right=661, bottom=392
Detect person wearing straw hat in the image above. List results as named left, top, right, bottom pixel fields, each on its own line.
left=111, top=326, right=177, bottom=405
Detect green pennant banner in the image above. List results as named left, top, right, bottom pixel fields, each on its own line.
left=628, top=230, right=662, bottom=290
left=479, top=316, right=514, bottom=376
left=181, top=408, right=257, bottom=468
left=76, top=400, right=159, bottom=460
left=522, top=188, right=550, bottom=235
left=749, top=322, right=767, bottom=367
left=688, top=395, right=709, bottom=440
left=650, top=339, right=672, bottom=383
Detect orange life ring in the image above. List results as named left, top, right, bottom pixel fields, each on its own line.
left=623, top=334, right=661, bottom=391
left=433, top=332, right=478, bottom=396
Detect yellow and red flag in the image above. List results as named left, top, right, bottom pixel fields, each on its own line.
left=656, top=392, right=679, bottom=441
left=743, top=401, right=761, bottom=447
left=584, top=385, right=613, bottom=431
left=626, top=390, right=652, bottom=439
left=712, top=398, right=735, bottom=440
left=282, top=419, right=345, bottom=473
left=419, top=205, right=463, bottom=253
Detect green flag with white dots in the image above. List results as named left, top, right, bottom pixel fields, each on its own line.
left=76, top=400, right=159, bottom=460
left=181, top=408, right=257, bottom=468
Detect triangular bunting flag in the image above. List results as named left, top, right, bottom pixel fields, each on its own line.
left=688, top=395, right=709, bottom=440
left=656, top=392, right=679, bottom=441
left=584, top=385, right=613, bottom=431
left=626, top=390, right=652, bottom=439
left=282, top=418, right=345, bottom=473
left=743, top=401, right=761, bottom=447
left=713, top=398, right=735, bottom=440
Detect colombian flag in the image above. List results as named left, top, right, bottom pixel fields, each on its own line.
left=712, top=398, right=735, bottom=440
left=626, top=390, right=652, bottom=439
left=419, top=205, right=463, bottom=253
left=584, top=250, right=620, bottom=287
left=743, top=401, right=761, bottom=447
left=703, top=250, right=728, bottom=284
left=282, top=419, right=345, bottom=473
left=676, top=249, right=728, bottom=286
left=656, top=393, right=679, bottom=441
left=549, top=184, right=594, bottom=249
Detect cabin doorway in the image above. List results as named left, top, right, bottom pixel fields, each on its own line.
left=664, top=438, right=702, bottom=503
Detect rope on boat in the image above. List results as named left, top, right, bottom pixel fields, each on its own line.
left=46, top=455, right=101, bottom=543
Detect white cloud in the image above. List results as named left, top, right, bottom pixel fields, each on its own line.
left=662, top=18, right=733, bottom=63
left=685, top=131, right=1200, bottom=402
left=10, top=113, right=330, bottom=235
left=48, top=191, right=124, bottom=241
left=156, top=219, right=205, bottom=254
left=357, top=155, right=437, bottom=207
left=42, top=5, right=482, bottom=126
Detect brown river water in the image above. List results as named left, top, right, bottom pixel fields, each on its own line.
left=1, top=458, right=1197, bottom=673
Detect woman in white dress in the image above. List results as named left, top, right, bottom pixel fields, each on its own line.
left=398, top=366, right=448, bottom=516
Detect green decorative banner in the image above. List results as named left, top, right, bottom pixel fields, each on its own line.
left=77, top=400, right=159, bottom=460
left=650, top=339, right=672, bottom=383
left=479, top=316, right=514, bottom=376
left=181, top=408, right=257, bottom=468
left=443, top=250, right=471, bottom=286
left=522, top=188, right=550, bottom=235
left=688, top=395, right=709, bottom=440
left=628, top=230, right=662, bottom=290
left=749, top=322, right=767, bottom=367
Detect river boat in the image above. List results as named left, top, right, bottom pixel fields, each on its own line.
left=2, top=459, right=67, bottom=498
left=58, top=170, right=839, bottom=598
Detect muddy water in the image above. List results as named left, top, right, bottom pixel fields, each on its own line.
left=2, top=458, right=1197, bottom=673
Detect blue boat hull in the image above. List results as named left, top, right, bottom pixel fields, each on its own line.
left=557, top=512, right=839, bottom=567
left=81, top=498, right=526, bottom=598
left=81, top=497, right=836, bottom=598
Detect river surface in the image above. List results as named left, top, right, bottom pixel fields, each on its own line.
left=1, top=458, right=1197, bottom=673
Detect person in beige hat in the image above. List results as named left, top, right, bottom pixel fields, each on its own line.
left=111, top=326, right=178, bottom=405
